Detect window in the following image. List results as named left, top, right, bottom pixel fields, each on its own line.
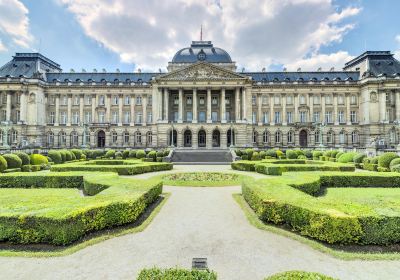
left=390, top=129, right=396, bottom=143
left=173, top=111, right=178, bottom=122
left=136, top=96, right=142, bottom=105
left=85, top=112, right=92, bottom=124
left=147, top=131, right=152, bottom=145
left=226, top=111, right=230, bottom=121
left=252, top=95, right=256, bottom=105
left=252, top=112, right=257, bottom=124
left=313, top=111, right=320, bottom=123
left=136, top=112, right=143, bottom=124
left=17, top=94, right=21, bottom=104
left=186, top=111, right=193, bottom=122
left=339, top=131, right=346, bottom=144
left=327, top=131, right=333, bottom=143
left=112, top=95, right=119, bottom=105
left=275, top=131, right=281, bottom=143
left=148, top=96, right=152, bottom=105
left=59, top=132, right=66, bottom=145
left=112, top=131, right=118, bottom=144
left=338, top=111, right=344, bottom=123
left=112, top=111, right=118, bottom=124
left=351, top=95, right=357, bottom=105
left=211, top=111, right=218, bottom=122
left=16, top=109, right=20, bottom=121
left=325, top=111, right=332, bottom=123
left=313, top=95, right=320, bottom=105
left=49, top=112, right=55, bottom=124
left=225, top=96, right=230, bottom=105
left=49, top=96, right=55, bottom=105
left=274, top=111, right=281, bottom=124
left=98, top=111, right=105, bottom=123
left=124, top=111, right=130, bottom=124
left=262, top=95, right=269, bottom=105
left=287, top=111, right=293, bottom=124
left=287, top=131, right=294, bottom=143
left=71, top=132, right=79, bottom=146
left=73, top=96, right=79, bottom=106
left=350, top=111, right=357, bottom=123
left=212, top=96, right=218, bottom=105
left=124, top=96, right=131, bottom=105
left=72, top=111, right=79, bottom=124
left=147, top=112, right=152, bottom=123
left=47, top=132, right=54, bottom=146
left=135, top=131, right=142, bottom=144
left=263, top=131, right=269, bottom=143
left=60, top=112, right=67, bottom=124
left=199, top=111, right=206, bottom=122
left=300, top=111, right=307, bottom=123
left=274, top=95, right=280, bottom=105
left=186, top=96, right=192, bottom=105
left=99, top=95, right=105, bottom=106
left=199, top=96, right=205, bottom=105
left=286, top=95, right=293, bottom=105
left=299, top=95, right=306, bottom=105
left=1, top=110, right=5, bottom=121
left=315, top=130, right=321, bottom=143
left=338, top=95, right=344, bottom=105
left=124, top=132, right=130, bottom=144
left=174, top=96, right=179, bottom=105
left=11, top=130, right=18, bottom=143
left=351, top=131, right=358, bottom=144
left=85, top=95, right=91, bottom=105
left=62, top=95, right=67, bottom=105
left=263, top=112, right=269, bottom=124
left=252, top=130, right=258, bottom=143
left=325, top=95, right=332, bottom=104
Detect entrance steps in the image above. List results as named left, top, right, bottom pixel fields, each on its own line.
left=171, top=149, right=233, bottom=165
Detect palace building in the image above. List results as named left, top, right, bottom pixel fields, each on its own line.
left=0, top=40, right=400, bottom=149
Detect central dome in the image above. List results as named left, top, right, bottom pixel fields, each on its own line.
left=172, top=41, right=232, bottom=63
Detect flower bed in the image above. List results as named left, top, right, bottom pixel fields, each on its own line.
left=161, top=172, right=246, bottom=187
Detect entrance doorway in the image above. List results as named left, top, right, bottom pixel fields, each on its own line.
left=184, top=130, right=192, bottom=147
left=198, top=130, right=206, bottom=147
left=299, top=130, right=308, bottom=147
left=212, top=130, right=220, bottom=147
left=227, top=129, right=235, bottom=147
left=97, top=130, right=105, bottom=148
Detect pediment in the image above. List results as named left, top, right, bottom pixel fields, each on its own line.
left=158, top=62, right=248, bottom=81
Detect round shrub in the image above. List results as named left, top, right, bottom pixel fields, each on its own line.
left=298, top=155, right=307, bottom=159
left=148, top=151, right=157, bottom=161
left=136, top=150, right=146, bottom=159
left=286, top=150, right=297, bottom=159
left=105, top=149, right=116, bottom=159
left=276, top=150, right=283, bottom=158
left=370, top=156, right=379, bottom=164
left=323, top=150, right=332, bottom=157
left=266, top=270, right=335, bottom=280
left=13, top=152, right=30, bottom=165
left=353, top=153, right=366, bottom=164
left=335, top=151, right=344, bottom=159
left=245, top=148, right=254, bottom=159
left=390, top=158, right=400, bottom=168
left=259, top=151, right=266, bottom=159
left=312, top=151, right=323, bottom=159
left=47, top=150, right=62, bottom=164
left=163, top=150, right=170, bottom=157
left=71, top=149, right=83, bottom=160
left=303, top=150, right=313, bottom=159
left=391, top=164, right=400, bottom=172
left=378, top=152, right=399, bottom=169
left=265, top=149, right=277, bottom=158
left=129, top=150, right=137, bottom=158
left=241, top=154, right=248, bottom=160
left=156, top=151, right=164, bottom=157
left=115, top=151, right=122, bottom=158
left=235, top=149, right=242, bottom=156
left=30, top=154, right=49, bottom=165
left=330, top=150, right=339, bottom=158
left=122, top=150, right=130, bottom=159
left=251, top=152, right=260, bottom=161
left=59, top=150, right=67, bottom=162
left=337, top=152, right=357, bottom=163
left=294, top=150, right=304, bottom=156
left=3, top=154, right=22, bottom=168
left=0, top=155, right=7, bottom=172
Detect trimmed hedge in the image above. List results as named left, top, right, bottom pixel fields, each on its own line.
left=105, top=149, right=116, bottom=159
left=137, top=268, right=217, bottom=280
left=48, top=150, right=63, bottom=164
left=265, top=271, right=336, bottom=280
left=30, top=154, right=49, bottom=165
left=286, top=150, right=297, bottom=159
left=13, top=152, right=30, bottom=166
left=378, top=152, right=399, bottom=169
left=337, top=152, right=357, bottom=163
left=136, top=150, right=146, bottom=159
left=0, top=155, right=7, bottom=172
left=3, top=154, right=22, bottom=169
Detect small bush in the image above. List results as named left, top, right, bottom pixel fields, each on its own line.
left=312, top=150, right=323, bottom=159
left=391, top=164, right=400, bottom=172
left=335, top=151, right=344, bottom=159
left=71, top=149, right=83, bottom=160
left=265, top=270, right=336, bottom=280
left=378, top=152, right=399, bottom=169
left=390, top=158, right=400, bottom=168
left=13, top=152, right=30, bottom=166
left=235, top=149, right=242, bottom=156
left=337, top=152, right=357, bottom=163
left=3, top=154, right=22, bottom=168
left=353, top=153, right=366, bottom=164
left=105, top=149, right=116, bottom=159
left=136, top=150, right=146, bottom=159
left=59, top=150, right=67, bottom=162
left=265, top=149, right=277, bottom=158
left=137, top=268, right=217, bottom=280
left=259, top=151, right=266, bottom=159
left=115, top=151, right=122, bottom=158
left=245, top=148, right=254, bottom=159
left=303, top=150, right=313, bottom=159
left=148, top=151, right=157, bottom=161
left=48, top=150, right=63, bottom=164
left=298, top=155, right=307, bottom=159
left=286, top=150, right=297, bottom=159
left=251, top=152, right=260, bottom=161
left=163, top=150, right=170, bottom=157
left=122, top=150, right=130, bottom=159
left=241, top=155, right=248, bottom=160
left=156, top=151, right=164, bottom=157
left=129, top=150, right=137, bottom=158
left=330, top=150, right=339, bottom=158
left=276, top=150, right=283, bottom=158
left=30, top=154, right=49, bottom=165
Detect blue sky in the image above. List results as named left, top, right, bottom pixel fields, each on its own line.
left=0, top=0, right=399, bottom=72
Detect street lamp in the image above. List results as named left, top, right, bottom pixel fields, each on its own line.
left=230, top=120, right=234, bottom=148
left=170, top=120, right=175, bottom=148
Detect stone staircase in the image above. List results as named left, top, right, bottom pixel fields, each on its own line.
left=171, top=149, right=232, bottom=165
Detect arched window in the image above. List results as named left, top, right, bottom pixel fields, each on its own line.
left=314, top=130, right=321, bottom=143
left=275, top=131, right=281, bottom=143
left=135, top=131, right=142, bottom=145
left=339, top=131, right=346, bottom=144
left=59, top=131, right=66, bottom=146
left=0, top=130, right=3, bottom=145
left=71, top=131, right=79, bottom=146
left=327, top=131, right=333, bottom=143
left=252, top=130, right=258, bottom=143
left=48, top=132, right=54, bottom=146
left=263, top=131, right=269, bottom=143
left=123, top=132, right=130, bottom=145
left=11, top=130, right=18, bottom=143
left=287, top=131, right=294, bottom=143
left=351, top=131, right=359, bottom=144
left=112, top=131, right=118, bottom=144
left=389, top=129, right=396, bottom=143
left=147, top=131, right=152, bottom=145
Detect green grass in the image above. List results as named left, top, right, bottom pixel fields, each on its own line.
left=154, top=172, right=251, bottom=187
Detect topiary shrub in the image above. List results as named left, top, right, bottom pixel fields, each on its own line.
left=3, top=154, right=22, bottom=169
left=105, top=149, right=116, bottom=159
left=390, top=158, right=400, bottom=168
left=391, top=164, right=400, bottom=173
left=241, top=155, right=248, bottom=160
left=251, top=152, right=260, bottom=161
left=312, top=151, right=323, bottom=159
left=47, top=150, right=62, bottom=164
left=136, top=149, right=146, bottom=159
left=276, top=150, right=283, bottom=158
left=323, top=150, right=332, bottom=157
left=337, top=152, right=357, bottom=163
left=335, top=151, right=344, bottom=159
left=330, top=150, right=339, bottom=158
left=298, top=155, right=307, bottom=159
left=378, top=152, right=399, bottom=169
left=245, top=148, right=254, bottom=159
left=353, top=153, right=366, bottom=164
left=71, top=149, right=83, bottom=160
left=147, top=151, right=157, bottom=161
left=163, top=149, right=170, bottom=157
left=156, top=151, right=164, bottom=158
left=265, top=149, right=277, bottom=158
left=303, top=150, right=313, bottom=159
left=259, top=151, right=266, bottom=159
left=122, top=150, right=130, bottom=159
left=129, top=150, right=137, bottom=158
left=235, top=149, right=242, bottom=156
left=115, top=151, right=122, bottom=158
left=265, top=270, right=335, bottom=280
left=13, top=152, right=30, bottom=166
left=0, top=155, right=7, bottom=172
left=30, top=154, right=49, bottom=165
left=59, top=150, right=67, bottom=162
left=286, top=150, right=297, bottom=159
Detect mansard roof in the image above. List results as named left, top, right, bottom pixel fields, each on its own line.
left=46, top=72, right=159, bottom=84
left=247, top=71, right=360, bottom=83
left=344, top=51, right=400, bottom=77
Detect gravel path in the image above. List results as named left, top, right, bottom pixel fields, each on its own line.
left=1, top=166, right=400, bottom=280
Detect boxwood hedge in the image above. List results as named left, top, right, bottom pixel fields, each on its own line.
left=137, top=268, right=217, bottom=280
left=265, top=271, right=336, bottom=280
left=3, top=154, right=22, bottom=169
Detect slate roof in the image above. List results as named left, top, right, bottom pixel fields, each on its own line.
left=46, top=72, right=159, bottom=84
left=247, top=71, right=359, bottom=82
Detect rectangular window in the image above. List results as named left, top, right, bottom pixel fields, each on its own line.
left=60, top=111, right=67, bottom=124
left=225, top=96, right=230, bottom=105
left=313, top=95, right=320, bottom=105
left=186, top=96, right=192, bottom=105
left=252, top=95, right=256, bottom=106
left=73, top=96, right=79, bottom=106
left=147, top=112, right=152, bottom=123
left=85, top=112, right=91, bottom=124
left=274, top=111, right=281, bottom=124
left=62, top=95, right=68, bottom=105
left=136, top=96, right=142, bottom=105
left=199, top=111, right=206, bottom=122
left=112, top=96, right=119, bottom=105
left=262, top=95, right=268, bottom=105
left=124, top=111, right=130, bottom=124
left=351, top=95, right=357, bottom=105
left=186, top=111, right=193, bottom=122
left=1, top=110, right=6, bottom=121
left=225, top=111, right=230, bottom=121
left=148, top=95, right=152, bottom=105
left=338, top=111, right=344, bottom=123
left=49, top=96, right=55, bottom=105
left=85, top=95, right=91, bottom=105
left=212, top=96, right=218, bottom=105
left=124, top=96, right=130, bottom=105
left=313, top=112, right=320, bottom=123
left=252, top=112, right=257, bottom=123
left=287, top=112, right=293, bottom=124
left=16, top=110, right=20, bottom=122
left=263, top=112, right=269, bottom=124
left=99, top=95, right=105, bottom=106
left=173, top=96, right=179, bottom=105
left=98, top=111, right=105, bottom=123
left=72, top=111, right=79, bottom=124
left=300, top=111, right=307, bottom=123
left=286, top=95, right=293, bottom=105
left=350, top=111, right=357, bottom=123
left=173, top=111, right=178, bottom=122
left=274, top=96, right=280, bottom=105
left=49, top=112, right=55, bottom=124
left=325, top=95, right=332, bottom=104
left=136, top=112, right=143, bottom=123
left=211, top=111, right=218, bottom=122
left=338, top=95, right=344, bottom=105
left=112, top=111, right=118, bottom=124
left=325, top=111, right=332, bottom=123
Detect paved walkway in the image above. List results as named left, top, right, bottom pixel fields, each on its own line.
left=1, top=166, right=400, bottom=280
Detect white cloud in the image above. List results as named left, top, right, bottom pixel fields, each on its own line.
left=0, top=0, right=33, bottom=49
left=0, top=39, right=7, bottom=52
left=285, top=51, right=354, bottom=71
left=59, top=0, right=360, bottom=71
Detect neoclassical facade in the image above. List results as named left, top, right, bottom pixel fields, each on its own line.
left=0, top=41, right=400, bottom=149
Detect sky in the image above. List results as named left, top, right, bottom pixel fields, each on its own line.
left=0, top=0, right=399, bottom=72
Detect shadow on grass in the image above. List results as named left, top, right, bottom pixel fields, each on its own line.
left=0, top=194, right=169, bottom=257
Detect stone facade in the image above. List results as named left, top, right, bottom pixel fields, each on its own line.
left=0, top=42, right=400, bottom=150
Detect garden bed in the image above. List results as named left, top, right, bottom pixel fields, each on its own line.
left=159, top=172, right=248, bottom=187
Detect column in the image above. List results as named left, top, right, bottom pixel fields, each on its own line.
left=309, top=94, right=314, bottom=123
left=20, top=91, right=27, bottom=123
left=281, top=93, right=287, bottom=125
left=79, top=94, right=84, bottom=124
left=321, top=94, right=326, bottom=124
left=192, top=88, right=198, bottom=123
left=106, top=94, right=111, bottom=123
left=294, top=93, right=299, bottom=123
left=118, top=94, right=123, bottom=126
left=396, top=91, right=400, bottom=121
left=157, top=88, right=163, bottom=122
left=333, top=93, right=338, bottom=125
left=269, top=94, right=274, bottom=125
left=221, top=88, right=226, bottom=123
left=6, top=91, right=12, bottom=122
left=235, top=87, right=241, bottom=122
left=178, top=89, right=183, bottom=123
left=346, top=93, right=351, bottom=125
left=143, top=94, right=147, bottom=126
left=67, top=94, right=72, bottom=126
left=130, top=94, right=135, bottom=126
left=55, top=94, right=60, bottom=126
left=241, top=87, right=247, bottom=122
left=164, top=88, right=169, bottom=121
left=91, top=94, right=96, bottom=123
left=257, top=93, right=262, bottom=125
left=207, top=88, right=212, bottom=123
left=379, top=91, right=386, bottom=123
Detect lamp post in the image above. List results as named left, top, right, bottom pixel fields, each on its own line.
left=170, top=120, right=175, bottom=148
left=314, top=121, right=325, bottom=149
left=230, top=120, right=234, bottom=148
left=80, top=121, right=89, bottom=148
